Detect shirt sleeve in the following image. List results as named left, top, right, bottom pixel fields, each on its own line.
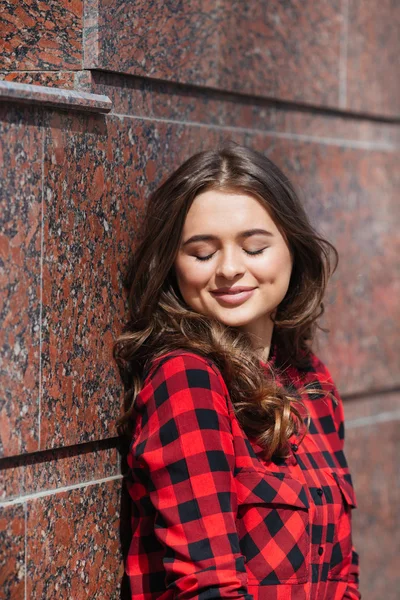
left=345, top=547, right=361, bottom=600
left=131, top=352, right=254, bottom=600
left=318, top=360, right=361, bottom=600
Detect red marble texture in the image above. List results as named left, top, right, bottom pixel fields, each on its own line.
left=0, top=504, right=25, bottom=599
left=1, top=444, right=120, bottom=501
left=347, top=0, right=400, bottom=119
left=0, top=0, right=82, bottom=71
left=0, top=105, right=42, bottom=457
left=343, top=392, right=400, bottom=600
left=84, top=0, right=220, bottom=84
left=84, top=0, right=340, bottom=100
left=83, top=0, right=400, bottom=118
left=84, top=0, right=384, bottom=114
left=25, top=478, right=124, bottom=598
left=40, top=111, right=117, bottom=451
left=0, top=462, right=24, bottom=502
left=74, top=70, right=93, bottom=93
left=306, top=148, right=400, bottom=395
left=86, top=71, right=400, bottom=148
left=84, top=0, right=399, bottom=116
left=218, top=0, right=341, bottom=105
left=344, top=392, right=400, bottom=423
left=0, top=70, right=76, bottom=90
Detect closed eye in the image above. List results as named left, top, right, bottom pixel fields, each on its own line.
left=246, top=248, right=267, bottom=256
left=194, top=248, right=268, bottom=261
left=194, top=253, right=215, bottom=262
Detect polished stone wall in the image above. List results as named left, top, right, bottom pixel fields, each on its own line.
left=0, top=1, right=399, bottom=598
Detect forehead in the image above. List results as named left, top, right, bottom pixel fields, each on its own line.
left=183, top=190, right=279, bottom=234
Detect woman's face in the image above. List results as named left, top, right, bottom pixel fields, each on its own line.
left=173, top=189, right=293, bottom=335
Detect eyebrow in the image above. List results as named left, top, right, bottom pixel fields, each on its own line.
left=182, top=228, right=274, bottom=247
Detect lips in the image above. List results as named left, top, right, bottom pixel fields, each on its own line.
left=211, top=286, right=256, bottom=295
left=210, top=287, right=257, bottom=306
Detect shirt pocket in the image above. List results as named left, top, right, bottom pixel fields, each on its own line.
left=327, top=471, right=357, bottom=581
left=235, top=468, right=310, bottom=585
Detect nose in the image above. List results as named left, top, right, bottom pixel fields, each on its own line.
left=215, top=247, right=245, bottom=279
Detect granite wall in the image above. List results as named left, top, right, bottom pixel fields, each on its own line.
left=1, top=1, right=399, bottom=599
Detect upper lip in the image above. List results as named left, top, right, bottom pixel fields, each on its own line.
left=211, top=286, right=256, bottom=294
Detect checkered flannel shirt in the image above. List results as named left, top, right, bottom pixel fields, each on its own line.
left=125, top=346, right=360, bottom=600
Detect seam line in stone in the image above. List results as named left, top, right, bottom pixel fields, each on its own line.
left=113, top=114, right=398, bottom=151
left=346, top=410, right=400, bottom=429
left=38, top=126, right=44, bottom=452
left=24, top=501, right=27, bottom=600
left=0, top=474, right=123, bottom=508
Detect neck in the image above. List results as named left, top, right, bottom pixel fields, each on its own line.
left=239, top=316, right=274, bottom=362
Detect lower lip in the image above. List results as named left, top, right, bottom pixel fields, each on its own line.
left=211, top=289, right=256, bottom=305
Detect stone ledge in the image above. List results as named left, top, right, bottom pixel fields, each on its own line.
left=0, top=80, right=112, bottom=113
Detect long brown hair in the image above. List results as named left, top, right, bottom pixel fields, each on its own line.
left=113, top=141, right=338, bottom=459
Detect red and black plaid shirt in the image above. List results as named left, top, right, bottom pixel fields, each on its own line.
left=125, top=346, right=360, bottom=600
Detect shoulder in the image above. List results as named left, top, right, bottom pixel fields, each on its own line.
left=305, top=350, right=345, bottom=428
left=309, top=351, right=335, bottom=382
left=133, top=350, right=232, bottom=419
left=295, top=348, right=338, bottom=390
left=290, top=348, right=343, bottom=411
left=310, top=353, right=345, bottom=406
left=142, top=349, right=229, bottom=397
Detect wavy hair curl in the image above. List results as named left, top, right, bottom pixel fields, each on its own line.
left=113, top=142, right=338, bottom=459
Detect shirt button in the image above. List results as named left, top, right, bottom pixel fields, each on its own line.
left=318, top=546, right=324, bottom=556
left=291, top=443, right=298, bottom=452
left=317, top=488, right=323, bottom=496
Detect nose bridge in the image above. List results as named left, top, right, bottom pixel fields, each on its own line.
left=216, top=243, right=245, bottom=276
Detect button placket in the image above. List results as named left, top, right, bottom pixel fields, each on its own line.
left=289, top=441, right=300, bottom=465
left=308, top=485, right=327, bottom=563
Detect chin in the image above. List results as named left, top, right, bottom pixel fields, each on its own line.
left=215, top=313, right=255, bottom=328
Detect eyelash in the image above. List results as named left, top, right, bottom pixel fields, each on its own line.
left=194, top=248, right=267, bottom=262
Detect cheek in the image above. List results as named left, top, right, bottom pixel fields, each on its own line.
left=277, top=251, right=293, bottom=278
left=175, top=259, right=209, bottom=292
left=257, top=248, right=292, bottom=282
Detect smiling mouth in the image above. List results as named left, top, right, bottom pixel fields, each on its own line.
left=210, top=288, right=256, bottom=305
left=211, top=287, right=257, bottom=295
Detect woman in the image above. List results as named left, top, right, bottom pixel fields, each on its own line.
left=114, top=142, right=360, bottom=600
